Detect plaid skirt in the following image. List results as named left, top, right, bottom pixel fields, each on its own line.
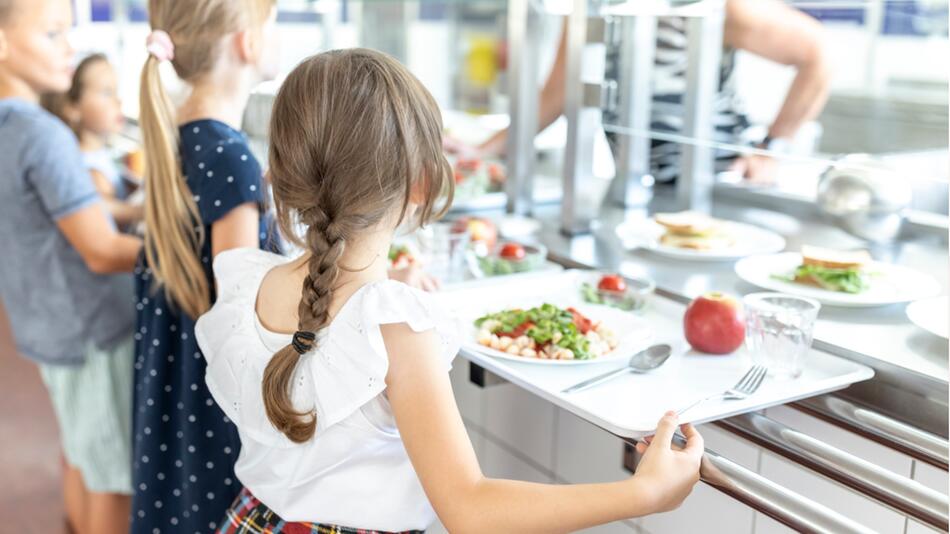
left=217, top=487, right=426, bottom=534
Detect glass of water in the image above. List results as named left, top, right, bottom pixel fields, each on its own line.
left=415, top=222, right=470, bottom=284
left=743, top=293, right=821, bottom=380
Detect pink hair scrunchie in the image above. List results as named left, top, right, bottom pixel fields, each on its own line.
left=146, top=30, right=175, bottom=62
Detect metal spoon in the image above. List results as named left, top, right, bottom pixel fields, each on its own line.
left=561, top=344, right=672, bottom=394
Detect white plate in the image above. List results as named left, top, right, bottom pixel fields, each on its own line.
left=735, top=252, right=941, bottom=307
left=907, top=296, right=949, bottom=339
left=463, top=303, right=654, bottom=366
left=615, top=218, right=786, bottom=261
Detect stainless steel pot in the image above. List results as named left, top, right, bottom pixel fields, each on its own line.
left=816, top=154, right=913, bottom=242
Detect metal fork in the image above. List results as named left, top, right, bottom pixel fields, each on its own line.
left=676, top=365, right=768, bottom=417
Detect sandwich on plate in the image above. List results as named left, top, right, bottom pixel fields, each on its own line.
left=654, top=211, right=734, bottom=250
left=783, top=245, right=872, bottom=294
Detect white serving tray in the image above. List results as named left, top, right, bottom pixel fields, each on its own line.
left=437, top=270, right=874, bottom=438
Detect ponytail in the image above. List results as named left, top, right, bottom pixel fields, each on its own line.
left=140, top=54, right=210, bottom=318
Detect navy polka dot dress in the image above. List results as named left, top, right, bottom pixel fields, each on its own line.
left=131, top=120, right=278, bottom=534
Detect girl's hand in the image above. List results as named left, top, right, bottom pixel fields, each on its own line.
left=443, top=133, right=506, bottom=159
left=443, top=135, right=476, bottom=157
left=630, top=412, right=704, bottom=514
left=388, top=264, right=441, bottom=292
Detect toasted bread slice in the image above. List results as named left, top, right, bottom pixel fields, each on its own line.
left=654, top=211, right=719, bottom=236
left=801, top=245, right=870, bottom=270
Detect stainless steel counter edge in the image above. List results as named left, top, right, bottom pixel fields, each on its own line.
left=715, top=412, right=949, bottom=530
left=468, top=361, right=941, bottom=532
left=537, top=219, right=949, bottom=438
left=622, top=438, right=879, bottom=534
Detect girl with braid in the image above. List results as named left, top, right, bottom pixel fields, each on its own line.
left=195, top=49, right=704, bottom=534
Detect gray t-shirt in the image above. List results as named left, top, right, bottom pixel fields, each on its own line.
left=0, top=98, right=134, bottom=366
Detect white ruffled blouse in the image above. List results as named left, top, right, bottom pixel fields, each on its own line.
left=194, top=248, right=461, bottom=531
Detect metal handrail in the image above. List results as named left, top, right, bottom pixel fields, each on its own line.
left=715, top=412, right=949, bottom=531
left=622, top=440, right=878, bottom=534
left=792, top=395, right=949, bottom=470
left=472, top=361, right=914, bottom=533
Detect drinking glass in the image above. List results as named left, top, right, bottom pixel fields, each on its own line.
left=416, top=222, right=470, bottom=284
left=743, top=292, right=821, bottom=379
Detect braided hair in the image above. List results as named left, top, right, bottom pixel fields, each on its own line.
left=262, top=49, right=453, bottom=442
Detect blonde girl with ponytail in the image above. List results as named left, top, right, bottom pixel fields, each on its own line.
left=131, top=1, right=278, bottom=533
left=195, top=49, right=703, bottom=534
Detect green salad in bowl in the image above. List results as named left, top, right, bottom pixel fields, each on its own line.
left=476, top=242, right=547, bottom=276
left=580, top=273, right=654, bottom=311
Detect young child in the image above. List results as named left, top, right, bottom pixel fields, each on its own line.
left=196, top=49, right=704, bottom=533
left=42, top=53, right=143, bottom=227
left=131, top=1, right=279, bottom=533
left=0, top=1, right=142, bottom=533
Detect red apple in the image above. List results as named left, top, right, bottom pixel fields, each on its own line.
left=451, top=217, right=498, bottom=250
left=683, top=292, right=745, bottom=355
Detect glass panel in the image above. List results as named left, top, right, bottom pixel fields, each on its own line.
left=599, top=0, right=948, bottom=214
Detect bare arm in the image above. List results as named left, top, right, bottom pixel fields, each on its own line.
left=210, top=203, right=261, bottom=259
left=90, top=170, right=144, bottom=227
left=56, top=203, right=142, bottom=273
left=725, top=0, right=830, bottom=140
left=473, top=20, right=569, bottom=157
left=383, top=323, right=704, bottom=533
left=90, top=169, right=116, bottom=198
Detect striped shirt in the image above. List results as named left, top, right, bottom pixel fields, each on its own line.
left=605, top=17, right=753, bottom=182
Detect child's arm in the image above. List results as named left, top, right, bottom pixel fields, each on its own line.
left=383, top=324, right=704, bottom=534
left=57, top=203, right=142, bottom=273
left=210, top=203, right=260, bottom=258
left=90, top=169, right=143, bottom=226
left=90, top=169, right=117, bottom=198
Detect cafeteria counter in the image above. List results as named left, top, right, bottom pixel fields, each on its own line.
left=511, top=185, right=949, bottom=439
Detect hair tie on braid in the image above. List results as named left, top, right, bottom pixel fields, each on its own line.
left=292, top=331, right=316, bottom=355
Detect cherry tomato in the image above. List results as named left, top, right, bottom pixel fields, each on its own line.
left=391, top=251, right=413, bottom=269
left=457, top=158, right=481, bottom=172
left=567, top=307, right=593, bottom=334
left=498, top=321, right=535, bottom=338
left=597, top=274, right=627, bottom=293
left=499, top=242, right=526, bottom=261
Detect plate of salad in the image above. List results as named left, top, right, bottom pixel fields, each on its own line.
left=468, top=302, right=653, bottom=365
